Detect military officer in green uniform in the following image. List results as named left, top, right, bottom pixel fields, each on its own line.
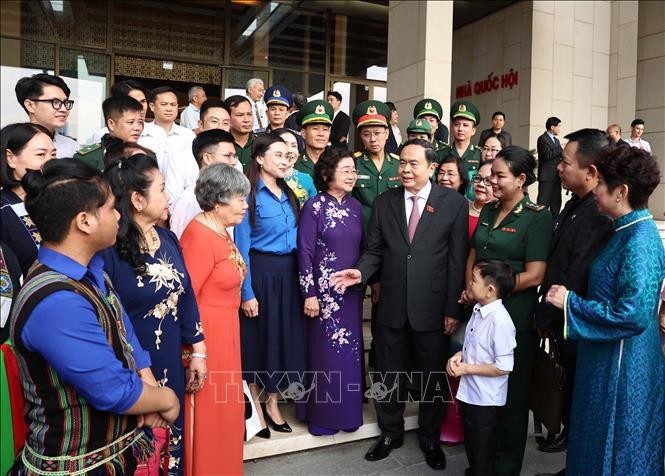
left=225, top=95, right=255, bottom=172
left=412, top=99, right=449, bottom=160
left=463, top=146, right=552, bottom=476
left=293, top=99, right=334, bottom=177
left=406, top=118, right=432, bottom=142
left=351, top=100, right=401, bottom=230
left=74, top=95, right=144, bottom=170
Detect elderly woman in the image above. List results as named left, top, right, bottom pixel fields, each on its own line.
left=468, top=160, right=495, bottom=238
left=546, top=147, right=664, bottom=476
left=296, top=147, right=364, bottom=436
left=1, top=123, right=56, bottom=273
left=437, top=155, right=470, bottom=197
left=102, top=154, right=206, bottom=475
left=235, top=133, right=305, bottom=437
left=180, top=164, right=250, bottom=475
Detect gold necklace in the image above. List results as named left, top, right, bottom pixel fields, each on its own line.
left=140, top=226, right=159, bottom=253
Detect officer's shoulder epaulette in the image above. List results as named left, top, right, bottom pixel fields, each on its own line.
left=353, top=151, right=364, bottom=158
left=388, top=152, right=399, bottom=160
left=76, top=143, right=102, bottom=156
left=524, top=201, right=546, bottom=212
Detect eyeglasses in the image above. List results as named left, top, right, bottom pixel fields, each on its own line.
left=438, top=171, right=458, bottom=179
left=219, top=152, right=238, bottom=161
left=472, top=174, right=492, bottom=185
left=482, top=146, right=501, bottom=154
left=361, top=130, right=386, bottom=140
left=29, top=98, right=75, bottom=111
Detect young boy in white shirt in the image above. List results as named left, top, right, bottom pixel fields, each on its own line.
left=447, top=259, right=517, bottom=476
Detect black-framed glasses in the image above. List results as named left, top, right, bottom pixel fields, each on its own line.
left=29, top=98, right=75, bottom=110
left=472, top=174, right=492, bottom=186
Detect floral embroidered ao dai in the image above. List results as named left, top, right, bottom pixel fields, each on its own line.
left=296, top=193, right=364, bottom=432
left=101, top=228, right=203, bottom=475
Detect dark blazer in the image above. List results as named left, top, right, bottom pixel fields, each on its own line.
left=356, top=184, right=468, bottom=331
left=535, top=192, right=613, bottom=335
left=386, top=126, right=400, bottom=154
left=536, top=132, right=562, bottom=181
left=330, top=110, right=351, bottom=146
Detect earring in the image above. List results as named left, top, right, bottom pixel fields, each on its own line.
left=137, top=207, right=143, bottom=212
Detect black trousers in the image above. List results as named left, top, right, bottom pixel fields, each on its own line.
left=462, top=402, right=502, bottom=476
left=373, top=321, right=448, bottom=444
left=537, top=178, right=562, bottom=218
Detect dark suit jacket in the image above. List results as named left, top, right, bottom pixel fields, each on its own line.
left=534, top=192, right=613, bottom=338
left=356, top=184, right=469, bottom=332
left=386, top=126, right=400, bottom=154
left=434, top=123, right=449, bottom=144
left=536, top=132, right=563, bottom=181
left=330, top=110, right=351, bottom=146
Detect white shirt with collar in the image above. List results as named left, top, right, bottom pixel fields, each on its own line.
left=456, top=298, right=516, bottom=407
left=391, top=124, right=402, bottom=145
left=246, top=96, right=268, bottom=133
left=625, top=137, right=651, bottom=154
left=404, top=180, right=432, bottom=223
left=138, top=121, right=197, bottom=207
left=54, top=132, right=80, bottom=158
left=179, top=104, right=200, bottom=130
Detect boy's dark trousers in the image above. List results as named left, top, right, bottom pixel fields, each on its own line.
left=461, top=401, right=502, bottom=476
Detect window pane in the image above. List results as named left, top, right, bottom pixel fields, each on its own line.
left=59, top=49, right=110, bottom=144
left=230, top=2, right=325, bottom=72
left=330, top=14, right=388, bottom=78
left=272, top=69, right=324, bottom=101
left=224, top=69, right=269, bottom=98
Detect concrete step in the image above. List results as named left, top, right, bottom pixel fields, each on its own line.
left=243, top=401, right=421, bottom=461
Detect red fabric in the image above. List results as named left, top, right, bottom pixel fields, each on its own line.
left=0, top=342, right=28, bottom=455
left=440, top=376, right=464, bottom=444
left=134, top=427, right=169, bottom=476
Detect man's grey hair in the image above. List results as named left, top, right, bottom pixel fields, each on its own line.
left=188, top=86, right=203, bottom=102
left=195, top=163, right=250, bottom=211
left=246, top=78, right=264, bottom=92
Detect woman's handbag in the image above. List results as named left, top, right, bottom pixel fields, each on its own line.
left=531, top=337, right=566, bottom=434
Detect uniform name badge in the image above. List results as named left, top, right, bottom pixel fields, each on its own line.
left=357, top=174, right=371, bottom=180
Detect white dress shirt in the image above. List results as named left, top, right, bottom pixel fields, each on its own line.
left=456, top=299, right=516, bottom=406
left=625, top=137, right=652, bottom=154
left=404, top=180, right=432, bottom=223
left=247, top=96, right=268, bottom=133
left=179, top=104, right=200, bottom=130
left=138, top=121, right=198, bottom=207
left=391, top=124, right=402, bottom=145
left=92, top=127, right=109, bottom=144
left=54, top=132, right=80, bottom=159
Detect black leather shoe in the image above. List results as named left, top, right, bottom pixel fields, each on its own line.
left=255, top=427, right=271, bottom=439
left=365, top=434, right=403, bottom=461
left=538, top=433, right=567, bottom=453
left=262, top=403, right=292, bottom=433
left=420, top=441, right=446, bottom=470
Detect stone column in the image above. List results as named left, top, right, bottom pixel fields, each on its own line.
left=386, top=0, right=453, bottom=134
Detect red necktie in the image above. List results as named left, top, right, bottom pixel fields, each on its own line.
left=408, top=196, right=421, bottom=242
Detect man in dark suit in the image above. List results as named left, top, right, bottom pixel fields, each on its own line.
left=333, top=139, right=468, bottom=470
left=477, top=111, right=512, bottom=147
left=326, top=90, right=351, bottom=149
left=537, top=116, right=563, bottom=218
left=534, top=129, right=614, bottom=466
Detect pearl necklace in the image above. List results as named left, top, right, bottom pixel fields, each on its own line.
left=471, top=203, right=483, bottom=213
left=614, top=214, right=652, bottom=232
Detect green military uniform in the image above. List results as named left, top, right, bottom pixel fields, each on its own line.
left=235, top=135, right=254, bottom=173
left=293, top=100, right=334, bottom=177
left=353, top=150, right=401, bottom=228
left=472, top=195, right=553, bottom=476
left=412, top=99, right=449, bottom=162
left=74, top=143, right=105, bottom=171
left=350, top=100, right=401, bottom=230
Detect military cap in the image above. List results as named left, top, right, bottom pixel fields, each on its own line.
left=296, top=100, right=334, bottom=127
left=413, top=99, right=443, bottom=121
left=264, top=85, right=292, bottom=107
left=406, top=118, right=432, bottom=135
left=450, top=100, right=480, bottom=126
left=352, top=100, right=391, bottom=128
